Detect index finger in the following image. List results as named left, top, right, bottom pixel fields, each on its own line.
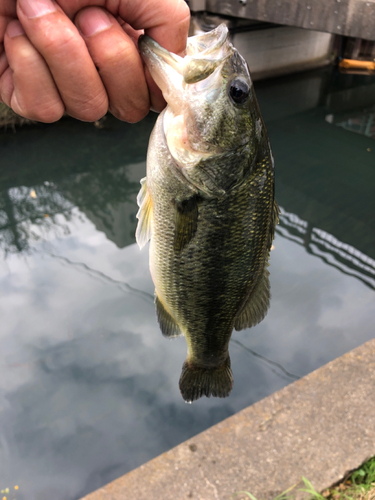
left=1, top=1, right=17, bottom=41
left=122, top=0, right=190, bottom=54
left=0, top=1, right=17, bottom=20
left=56, top=0, right=190, bottom=54
left=59, top=0, right=190, bottom=112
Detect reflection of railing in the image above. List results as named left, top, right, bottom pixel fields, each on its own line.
left=337, top=112, right=375, bottom=139
left=277, top=206, right=375, bottom=290
left=325, top=108, right=375, bottom=139
left=2, top=182, right=375, bottom=293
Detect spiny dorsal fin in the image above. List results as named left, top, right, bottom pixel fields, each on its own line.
left=155, top=293, right=182, bottom=338
left=234, top=265, right=271, bottom=331
left=174, top=196, right=198, bottom=253
left=136, top=177, right=152, bottom=249
left=234, top=198, right=278, bottom=331
left=268, top=198, right=280, bottom=251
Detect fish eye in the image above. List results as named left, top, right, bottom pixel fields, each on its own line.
left=229, top=78, right=250, bottom=105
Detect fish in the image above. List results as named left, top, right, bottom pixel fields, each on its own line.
left=136, top=24, right=278, bottom=403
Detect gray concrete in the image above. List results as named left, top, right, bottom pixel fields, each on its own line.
left=189, top=0, right=375, bottom=41
left=81, top=338, right=375, bottom=500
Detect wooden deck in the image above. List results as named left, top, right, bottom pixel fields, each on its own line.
left=188, top=0, right=375, bottom=41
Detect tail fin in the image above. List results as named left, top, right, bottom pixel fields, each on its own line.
left=179, top=357, right=233, bottom=403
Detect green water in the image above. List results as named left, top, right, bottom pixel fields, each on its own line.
left=0, top=67, right=374, bottom=500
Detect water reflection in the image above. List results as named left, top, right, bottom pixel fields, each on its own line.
left=0, top=68, right=374, bottom=500
left=0, top=184, right=74, bottom=255
left=0, top=162, right=143, bottom=257
left=230, top=339, right=300, bottom=382
left=46, top=251, right=154, bottom=304
left=326, top=107, right=375, bottom=139
left=278, top=207, right=375, bottom=290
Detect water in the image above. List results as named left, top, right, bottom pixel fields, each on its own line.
left=0, top=68, right=374, bottom=500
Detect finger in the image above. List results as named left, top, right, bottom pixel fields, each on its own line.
left=57, top=0, right=190, bottom=111
left=115, top=17, right=166, bottom=113
left=17, top=0, right=108, bottom=121
left=139, top=0, right=190, bottom=54
left=75, top=7, right=149, bottom=123
left=0, top=50, right=7, bottom=77
left=129, top=0, right=190, bottom=112
left=0, top=1, right=17, bottom=18
left=56, top=0, right=191, bottom=54
left=1, top=20, right=65, bottom=121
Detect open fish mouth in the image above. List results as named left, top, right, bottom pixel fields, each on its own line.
left=138, top=24, right=232, bottom=95
left=138, top=24, right=235, bottom=167
left=138, top=24, right=255, bottom=161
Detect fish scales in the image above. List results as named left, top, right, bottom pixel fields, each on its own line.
left=137, top=24, right=278, bottom=402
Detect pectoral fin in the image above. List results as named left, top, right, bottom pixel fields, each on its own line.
left=155, top=294, right=182, bottom=338
left=174, top=196, right=198, bottom=253
left=136, top=177, right=152, bottom=249
left=181, top=165, right=226, bottom=199
left=234, top=265, right=271, bottom=331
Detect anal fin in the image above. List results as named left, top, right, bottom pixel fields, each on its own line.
left=234, top=265, right=271, bottom=331
left=155, top=294, right=182, bottom=339
left=136, top=177, right=152, bottom=249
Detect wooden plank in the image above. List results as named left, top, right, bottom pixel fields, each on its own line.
left=188, top=0, right=375, bottom=41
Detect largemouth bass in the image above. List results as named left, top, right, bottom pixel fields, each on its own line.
left=137, top=24, right=278, bottom=403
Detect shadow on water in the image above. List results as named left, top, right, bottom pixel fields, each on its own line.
left=0, top=68, right=374, bottom=500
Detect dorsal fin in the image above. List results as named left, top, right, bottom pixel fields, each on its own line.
left=234, top=198, right=278, bottom=331
left=135, top=177, right=152, bottom=249
left=268, top=198, right=280, bottom=251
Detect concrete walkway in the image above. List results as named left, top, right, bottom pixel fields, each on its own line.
left=81, top=338, right=375, bottom=500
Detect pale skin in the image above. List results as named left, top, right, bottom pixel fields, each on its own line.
left=0, top=0, right=190, bottom=123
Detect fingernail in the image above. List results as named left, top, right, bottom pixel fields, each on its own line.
left=7, top=21, right=26, bottom=38
left=19, top=0, right=57, bottom=19
left=78, top=9, right=112, bottom=37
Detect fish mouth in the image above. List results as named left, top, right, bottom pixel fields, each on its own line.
left=138, top=24, right=232, bottom=168
left=138, top=24, right=232, bottom=102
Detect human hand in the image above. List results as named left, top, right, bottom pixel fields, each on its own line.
left=0, top=0, right=190, bottom=123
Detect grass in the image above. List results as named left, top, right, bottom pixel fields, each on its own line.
left=322, top=456, right=375, bottom=500
left=234, top=456, right=375, bottom=500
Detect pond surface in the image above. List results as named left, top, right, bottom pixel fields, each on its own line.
left=0, top=67, right=374, bottom=500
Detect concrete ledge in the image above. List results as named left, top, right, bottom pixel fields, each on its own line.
left=81, top=339, right=375, bottom=500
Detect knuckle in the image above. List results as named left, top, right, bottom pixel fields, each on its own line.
left=15, top=44, right=41, bottom=66
left=68, top=93, right=108, bottom=122
left=178, top=0, right=191, bottom=20
left=17, top=101, right=65, bottom=123
left=37, top=105, right=65, bottom=123
left=172, top=0, right=191, bottom=29
left=111, top=103, right=149, bottom=124
left=98, top=41, right=127, bottom=66
left=42, top=24, right=81, bottom=56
